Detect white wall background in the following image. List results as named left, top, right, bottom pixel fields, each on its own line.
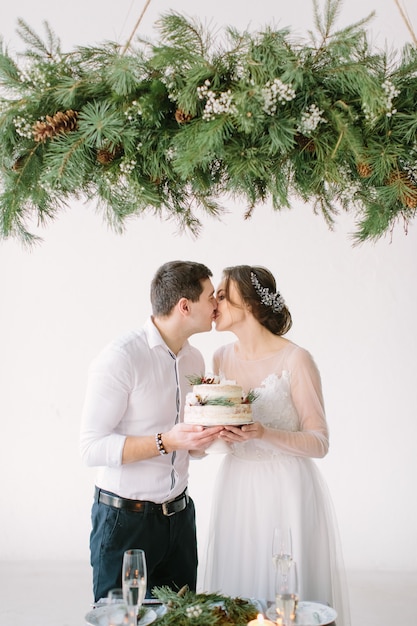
left=1, top=0, right=416, bottom=585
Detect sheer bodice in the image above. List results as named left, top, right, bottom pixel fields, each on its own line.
left=215, top=341, right=329, bottom=459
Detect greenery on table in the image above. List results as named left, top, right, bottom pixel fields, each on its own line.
left=1, top=0, right=417, bottom=245
left=151, top=586, right=259, bottom=625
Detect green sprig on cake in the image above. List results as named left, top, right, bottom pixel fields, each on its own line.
left=186, top=374, right=220, bottom=386
left=244, top=390, right=258, bottom=404
left=197, top=397, right=236, bottom=407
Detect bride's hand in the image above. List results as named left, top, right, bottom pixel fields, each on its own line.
left=219, top=421, right=264, bottom=442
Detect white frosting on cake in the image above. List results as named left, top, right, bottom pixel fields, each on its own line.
left=184, top=380, right=253, bottom=426
left=191, top=383, right=243, bottom=403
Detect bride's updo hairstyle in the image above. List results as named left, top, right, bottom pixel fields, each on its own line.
left=222, top=265, right=292, bottom=336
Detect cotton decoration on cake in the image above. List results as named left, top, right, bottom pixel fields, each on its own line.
left=184, top=375, right=255, bottom=426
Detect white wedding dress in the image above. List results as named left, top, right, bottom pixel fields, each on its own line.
left=202, top=341, right=350, bottom=626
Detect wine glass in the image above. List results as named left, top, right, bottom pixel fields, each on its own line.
left=275, top=559, right=299, bottom=626
left=122, top=549, right=147, bottom=623
left=272, top=526, right=293, bottom=569
left=106, top=588, right=129, bottom=626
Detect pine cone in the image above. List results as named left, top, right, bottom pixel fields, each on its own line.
left=295, top=133, right=315, bottom=152
left=175, top=109, right=193, bottom=124
left=405, top=194, right=417, bottom=209
left=97, top=145, right=123, bottom=165
left=32, top=121, right=55, bottom=143
left=33, top=109, right=79, bottom=142
left=387, top=170, right=409, bottom=186
left=12, top=155, right=27, bottom=171
left=212, top=606, right=230, bottom=622
left=357, top=162, right=372, bottom=178
left=177, top=585, right=189, bottom=597
left=387, top=170, right=417, bottom=208
left=96, top=145, right=123, bottom=164
left=97, top=149, right=114, bottom=165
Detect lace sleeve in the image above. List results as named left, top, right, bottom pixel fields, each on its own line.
left=263, top=347, right=329, bottom=458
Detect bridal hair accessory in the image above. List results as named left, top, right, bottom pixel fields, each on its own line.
left=250, top=272, right=286, bottom=313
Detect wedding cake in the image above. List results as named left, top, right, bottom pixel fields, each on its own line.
left=184, top=375, right=254, bottom=426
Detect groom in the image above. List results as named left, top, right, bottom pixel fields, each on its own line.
left=80, top=260, right=223, bottom=601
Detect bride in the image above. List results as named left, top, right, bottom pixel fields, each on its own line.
left=202, top=264, right=350, bottom=626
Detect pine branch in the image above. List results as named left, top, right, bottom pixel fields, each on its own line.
left=77, top=101, right=125, bottom=148
left=0, top=46, right=22, bottom=92
left=156, top=12, right=211, bottom=57
left=15, top=19, right=61, bottom=61
left=312, top=0, right=342, bottom=41
left=310, top=0, right=375, bottom=52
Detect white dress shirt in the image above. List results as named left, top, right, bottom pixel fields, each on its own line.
left=80, top=317, right=205, bottom=502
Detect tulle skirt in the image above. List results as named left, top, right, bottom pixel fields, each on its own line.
left=201, top=452, right=350, bottom=626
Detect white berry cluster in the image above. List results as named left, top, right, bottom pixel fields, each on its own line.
left=197, top=80, right=237, bottom=120
left=338, top=180, right=362, bottom=204
left=232, top=61, right=247, bottom=81
left=363, top=79, right=400, bottom=123
left=185, top=604, right=203, bottom=618
left=38, top=176, right=60, bottom=193
left=399, top=152, right=417, bottom=185
left=119, top=157, right=136, bottom=174
left=161, top=65, right=180, bottom=101
left=19, top=65, right=52, bottom=89
left=13, top=116, right=34, bottom=139
left=124, top=100, right=143, bottom=121
left=106, top=173, right=145, bottom=196
left=261, top=78, right=296, bottom=115
left=382, top=79, right=400, bottom=117
left=335, top=166, right=362, bottom=204
left=165, top=146, right=177, bottom=161
left=297, top=104, right=326, bottom=136
left=362, top=102, right=378, bottom=125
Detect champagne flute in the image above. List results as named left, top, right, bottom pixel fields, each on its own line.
left=106, top=589, right=129, bottom=626
left=122, top=549, right=147, bottom=623
left=275, top=559, right=299, bottom=626
left=272, top=526, right=293, bottom=569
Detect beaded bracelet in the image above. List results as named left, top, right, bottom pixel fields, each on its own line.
left=155, top=432, right=168, bottom=455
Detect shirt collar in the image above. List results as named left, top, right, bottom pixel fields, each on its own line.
left=144, top=316, right=191, bottom=356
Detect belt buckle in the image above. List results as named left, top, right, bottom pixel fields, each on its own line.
left=162, top=501, right=176, bottom=517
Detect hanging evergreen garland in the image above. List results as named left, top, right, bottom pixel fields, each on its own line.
left=1, top=0, right=417, bottom=245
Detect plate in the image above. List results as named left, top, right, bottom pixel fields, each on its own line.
left=84, top=605, right=157, bottom=626
left=153, top=604, right=168, bottom=618
left=203, top=421, right=254, bottom=427
left=266, top=601, right=337, bottom=625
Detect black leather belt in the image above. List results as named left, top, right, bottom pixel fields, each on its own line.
left=95, top=487, right=189, bottom=517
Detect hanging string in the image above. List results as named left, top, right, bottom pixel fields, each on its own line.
left=121, top=0, right=153, bottom=55
left=393, top=0, right=417, bottom=46
left=117, top=0, right=137, bottom=44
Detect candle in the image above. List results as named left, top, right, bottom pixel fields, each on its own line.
left=247, top=614, right=276, bottom=626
